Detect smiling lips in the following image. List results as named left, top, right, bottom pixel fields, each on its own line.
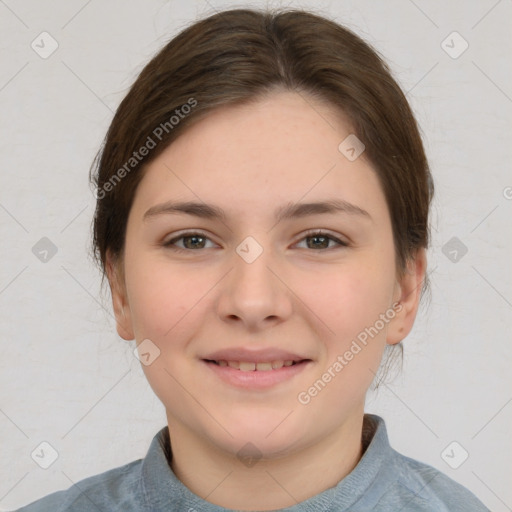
left=208, top=359, right=298, bottom=371
left=203, top=347, right=310, bottom=369
left=202, top=347, right=312, bottom=387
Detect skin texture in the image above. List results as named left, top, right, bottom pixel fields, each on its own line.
left=107, top=91, right=426, bottom=510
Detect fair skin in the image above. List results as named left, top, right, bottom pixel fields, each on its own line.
left=107, top=91, right=426, bottom=510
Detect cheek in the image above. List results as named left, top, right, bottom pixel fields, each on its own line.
left=292, top=266, right=393, bottom=418
left=298, top=258, right=395, bottom=401
left=125, top=253, right=205, bottom=341
left=125, top=260, right=211, bottom=409
left=298, top=260, right=394, bottom=343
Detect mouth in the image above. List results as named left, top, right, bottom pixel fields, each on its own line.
left=203, top=359, right=308, bottom=371
left=201, top=354, right=312, bottom=389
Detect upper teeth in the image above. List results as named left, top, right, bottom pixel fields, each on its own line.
left=216, top=360, right=295, bottom=371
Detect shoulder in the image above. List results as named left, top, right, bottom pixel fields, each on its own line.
left=13, top=459, right=144, bottom=512
left=381, top=450, right=490, bottom=512
left=351, top=415, right=490, bottom=512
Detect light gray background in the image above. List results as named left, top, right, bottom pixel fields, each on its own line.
left=1, top=1, right=511, bottom=510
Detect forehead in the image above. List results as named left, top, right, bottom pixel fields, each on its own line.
left=130, top=91, right=388, bottom=223
left=170, top=91, right=351, bottom=172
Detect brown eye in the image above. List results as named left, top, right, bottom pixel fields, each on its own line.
left=306, top=234, right=330, bottom=249
left=164, top=232, right=215, bottom=251
left=296, top=231, right=348, bottom=250
left=181, top=234, right=207, bottom=249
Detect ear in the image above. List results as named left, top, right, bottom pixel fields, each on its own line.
left=386, top=248, right=427, bottom=345
left=106, top=250, right=135, bottom=341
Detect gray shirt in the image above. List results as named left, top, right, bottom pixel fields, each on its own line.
left=14, top=414, right=489, bottom=511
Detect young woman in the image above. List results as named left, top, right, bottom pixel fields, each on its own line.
left=16, top=7, right=489, bottom=511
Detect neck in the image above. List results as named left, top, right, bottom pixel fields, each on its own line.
left=166, top=411, right=365, bottom=511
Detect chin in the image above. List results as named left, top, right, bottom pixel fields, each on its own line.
left=206, top=411, right=309, bottom=459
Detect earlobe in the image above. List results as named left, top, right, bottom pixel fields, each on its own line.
left=106, top=251, right=135, bottom=341
left=386, top=248, right=427, bottom=345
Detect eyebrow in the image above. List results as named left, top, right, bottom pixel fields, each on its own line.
left=143, top=198, right=372, bottom=223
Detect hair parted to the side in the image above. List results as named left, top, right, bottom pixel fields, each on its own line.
left=88, top=7, right=434, bottom=385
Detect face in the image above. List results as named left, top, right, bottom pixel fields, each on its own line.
left=108, top=91, right=425, bottom=459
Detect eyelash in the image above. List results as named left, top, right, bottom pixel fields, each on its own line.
left=163, top=230, right=348, bottom=253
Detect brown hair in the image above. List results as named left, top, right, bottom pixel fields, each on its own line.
left=89, top=7, right=433, bottom=374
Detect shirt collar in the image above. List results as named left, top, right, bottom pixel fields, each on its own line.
left=140, top=413, right=392, bottom=511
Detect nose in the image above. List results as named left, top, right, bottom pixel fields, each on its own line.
left=216, top=239, right=293, bottom=332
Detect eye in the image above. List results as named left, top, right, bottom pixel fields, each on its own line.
left=295, top=230, right=348, bottom=250
left=162, top=229, right=348, bottom=253
left=163, top=231, right=217, bottom=252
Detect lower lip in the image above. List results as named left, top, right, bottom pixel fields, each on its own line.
left=203, top=360, right=311, bottom=389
